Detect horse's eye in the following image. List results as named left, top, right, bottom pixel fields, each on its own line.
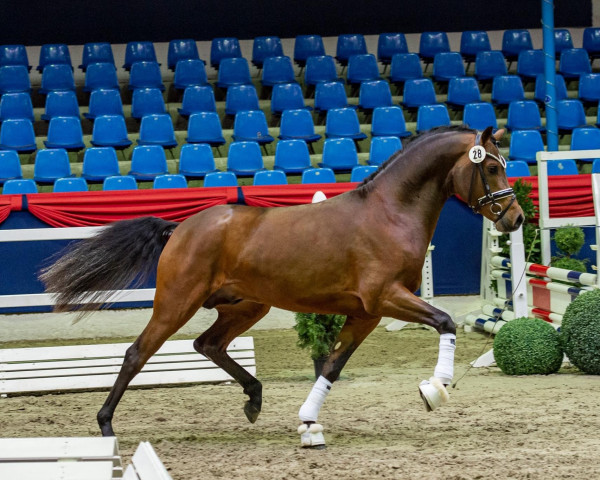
left=488, top=165, right=499, bottom=175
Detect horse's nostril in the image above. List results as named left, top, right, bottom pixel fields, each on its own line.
left=515, top=214, right=524, bottom=229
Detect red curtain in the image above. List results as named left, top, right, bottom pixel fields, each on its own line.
left=241, top=183, right=356, bottom=207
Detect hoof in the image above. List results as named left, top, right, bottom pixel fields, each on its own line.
left=298, top=423, right=326, bottom=448
left=418, top=377, right=450, bottom=412
left=244, top=401, right=260, bottom=423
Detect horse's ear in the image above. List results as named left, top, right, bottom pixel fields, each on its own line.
left=479, top=126, right=494, bottom=145
left=492, top=128, right=505, bottom=141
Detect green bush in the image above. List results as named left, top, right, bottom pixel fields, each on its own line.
left=493, top=317, right=563, bottom=375
left=294, top=313, right=346, bottom=360
left=551, top=257, right=587, bottom=274
left=561, top=289, right=600, bottom=374
left=554, top=226, right=585, bottom=256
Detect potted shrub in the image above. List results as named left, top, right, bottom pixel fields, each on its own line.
left=551, top=225, right=588, bottom=274
left=294, top=313, right=346, bottom=379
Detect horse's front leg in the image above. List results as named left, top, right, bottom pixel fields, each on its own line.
left=297, top=314, right=381, bottom=448
left=375, top=284, right=457, bottom=412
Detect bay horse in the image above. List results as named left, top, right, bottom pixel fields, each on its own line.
left=40, top=125, right=524, bottom=448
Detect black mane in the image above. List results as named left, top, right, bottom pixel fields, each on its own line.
left=354, top=125, right=476, bottom=198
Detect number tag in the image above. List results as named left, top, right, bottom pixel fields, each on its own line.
left=469, top=145, right=486, bottom=164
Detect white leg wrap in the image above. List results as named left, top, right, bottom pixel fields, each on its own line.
left=298, top=376, right=332, bottom=422
left=433, top=333, right=456, bottom=385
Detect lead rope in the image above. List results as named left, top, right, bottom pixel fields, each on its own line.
left=451, top=227, right=540, bottom=389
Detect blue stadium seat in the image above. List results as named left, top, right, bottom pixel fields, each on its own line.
left=516, top=49, right=544, bottom=80
left=491, top=75, right=525, bottom=106
left=506, top=160, right=531, bottom=177
left=0, top=150, right=22, bottom=184
left=186, top=111, right=226, bottom=147
left=368, top=136, right=402, bottom=166
left=261, top=56, right=296, bottom=87
left=350, top=165, right=378, bottom=182
left=278, top=109, right=321, bottom=146
left=416, top=104, right=451, bottom=133
left=593, top=158, right=600, bottom=173
left=502, top=29, right=533, bottom=63
left=556, top=99, right=588, bottom=133
left=39, top=64, right=75, bottom=94
left=128, top=61, right=164, bottom=90
left=123, top=41, right=158, bottom=71
left=224, top=84, right=260, bottom=116
left=358, top=80, right=393, bottom=111
left=83, top=62, right=119, bottom=91
left=460, top=31, right=491, bottom=64
left=232, top=110, right=275, bottom=148
left=167, top=39, right=200, bottom=71
left=103, top=175, right=137, bottom=191
left=558, top=48, right=592, bottom=78
left=319, top=137, right=359, bottom=171
left=335, top=34, right=368, bottom=66
left=137, top=113, right=178, bottom=148
left=128, top=145, right=168, bottom=180
left=252, top=36, right=284, bottom=69
left=33, top=148, right=72, bottom=184
left=462, top=102, right=498, bottom=131
left=419, top=31, right=450, bottom=65
left=571, top=127, right=600, bottom=161
left=210, top=37, right=242, bottom=69
left=53, top=177, right=88, bottom=192
left=301, top=167, right=336, bottom=184
left=153, top=173, right=188, bottom=189
left=377, top=33, right=408, bottom=67
left=547, top=159, right=578, bottom=176
left=578, top=73, right=600, bottom=104
left=401, top=78, right=437, bottom=109
left=304, top=55, right=342, bottom=87
left=508, top=130, right=544, bottom=164
left=534, top=74, right=567, bottom=104
left=554, top=29, right=574, bottom=58
left=227, top=141, right=266, bottom=176
left=0, top=92, right=34, bottom=121
left=389, top=53, right=423, bottom=84
left=204, top=171, right=238, bottom=187
left=44, top=116, right=85, bottom=151
left=325, top=108, right=367, bottom=140
left=314, top=81, right=351, bottom=113
left=0, top=45, right=30, bottom=71
left=346, top=54, right=381, bottom=86
left=474, top=50, right=508, bottom=82
left=79, top=42, right=114, bottom=71
left=37, top=43, right=71, bottom=72
left=82, top=147, right=120, bottom=182
left=583, top=27, right=600, bottom=61
left=131, top=88, right=166, bottom=119
left=253, top=170, right=288, bottom=185
left=446, top=77, right=481, bottom=109
left=178, top=143, right=219, bottom=178
left=271, top=83, right=308, bottom=115
left=2, top=178, right=37, bottom=194
left=294, top=35, right=326, bottom=67
left=90, top=115, right=132, bottom=149
left=216, top=57, right=252, bottom=89
left=371, top=106, right=411, bottom=138
left=41, top=91, right=79, bottom=121
left=173, top=59, right=208, bottom=90
left=0, top=65, right=30, bottom=94
left=84, top=89, right=124, bottom=120
left=274, top=139, right=312, bottom=173
left=432, top=52, right=465, bottom=82
left=177, top=85, right=217, bottom=116
left=506, top=100, right=544, bottom=131
left=0, top=118, right=36, bottom=152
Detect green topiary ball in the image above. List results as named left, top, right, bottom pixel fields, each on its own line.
left=493, top=317, right=563, bottom=375
left=561, top=289, right=600, bottom=374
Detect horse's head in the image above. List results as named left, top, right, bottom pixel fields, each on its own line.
left=455, top=126, right=524, bottom=233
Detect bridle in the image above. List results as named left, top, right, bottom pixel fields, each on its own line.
left=467, top=132, right=516, bottom=222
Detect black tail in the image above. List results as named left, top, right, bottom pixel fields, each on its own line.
left=39, top=217, right=178, bottom=314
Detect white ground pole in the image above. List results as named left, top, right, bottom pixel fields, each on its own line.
left=0, top=226, right=157, bottom=309
left=537, top=149, right=600, bottom=285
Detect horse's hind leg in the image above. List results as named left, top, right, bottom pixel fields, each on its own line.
left=193, top=301, right=271, bottom=423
